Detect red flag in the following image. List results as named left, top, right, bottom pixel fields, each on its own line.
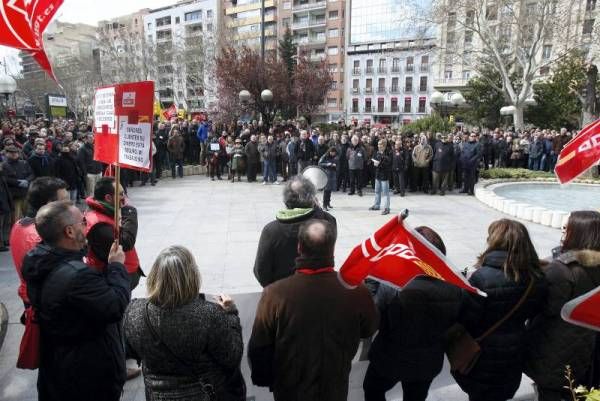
left=0, top=0, right=64, bottom=80
left=555, top=119, right=600, bottom=184
left=338, top=216, right=486, bottom=296
left=162, top=104, right=177, bottom=120
left=561, top=286, right=600, bottom=331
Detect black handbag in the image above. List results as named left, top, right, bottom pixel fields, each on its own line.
left=143, top=302, right=215, bottom=401
left=445, top=279, right=534, bottom=375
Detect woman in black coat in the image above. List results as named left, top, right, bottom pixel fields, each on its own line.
left=453, top=219, right=547, bottom=401
left=54, top=146, right=81, bottom=201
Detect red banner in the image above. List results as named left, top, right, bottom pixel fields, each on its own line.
left=93, top=81, right=154, bottom=172
left=0, top=0, right=63, bottom=80
left=561, top=286, right=600, bottom=331
left=161, top=104, right=177, bottom=120
left=338, top=217, right=486, bottom=296
left=555, top=119, right=600, bottom=184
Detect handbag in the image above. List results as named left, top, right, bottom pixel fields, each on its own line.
left=16, top=306, right=40, bottom=370
left=143, top=302, right=215, bottom=401
left=445, top=278, right=534, bottom=375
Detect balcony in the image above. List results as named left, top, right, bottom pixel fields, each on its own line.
left=352, top=68, right=361, bottom=75
left=363, top=87, right=373, bottom=94
left=310, top=53, right=326, bottom=61
left=378, top=67, right=387, bottom=74
left=389, top=86, right=400, bottom=94
left=364, top=106, right=373, bottom=113
left=352, top=107, right=359, bottom=113
left=404, top=86, right=413, bottom=92
left=377, top=87, right=387, bottom=94
left=391, top=66, right=401, bottom=73
left=418, top=107, right=427, bottom=113
left=295, top=36, right=326, bottom=46
left=226, top=0, right=275, bottom=15
left=365, top=67, right=374, bottom=74
left=391, top=106, right=399, bottom=113
left=420, top=65, right=429, bottom=72
left=375, top=107, right=387, bottom=113
left=403, top=107, right=411, bottom=113
left=406, top=65, right=414, bottom=73
left=433, top=78, right=469, bottom=90
left=419, top=86, right=428, bottom=92
left=351, top=87, right=360, bottom=94
left=292, top=18, right=326, bottom=29
left=292, top=0, right=327, bottom=12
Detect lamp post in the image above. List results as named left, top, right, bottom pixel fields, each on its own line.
left=430, top=90, right=465, bottom=119
left=0, top=74, right=17, bottom=119
left=500, top=105, right=517, bottom=128
left=261, top=89, right=273, bottom=130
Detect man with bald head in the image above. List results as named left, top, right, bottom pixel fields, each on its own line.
left=249, top=219, right=379, bottom=401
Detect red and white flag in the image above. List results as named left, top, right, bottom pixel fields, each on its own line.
left=338, top=216, right=486, bottom=296
left=555, top=119, right=600, bottom=184
left=162, top=104, right=177, bottom=120
left=561, top=286, right=600, bottom=331
left=0, top=0, right=64, bottom=80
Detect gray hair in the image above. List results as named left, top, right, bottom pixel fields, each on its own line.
left=283, top=176, right=316, bottom=209
left=35, top=200, right=76, bottom=246
left=147, top=245, right=201, bottom=308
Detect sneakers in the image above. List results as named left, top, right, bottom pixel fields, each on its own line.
left=369, top=206, right=380, bottom=211
left=262, top=181, right=268, bottom=185
left=358, top=192, right=363, bottom=197
left=381, top=208, right=390, bottom=215
left=273, top=181, right=280, bottom=185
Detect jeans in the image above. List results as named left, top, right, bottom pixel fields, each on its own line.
left=69, top=189, right=78, bottom=201
left=170, top=159, right=183, bottom=178
left=528, top=156, right=541, bottom=171
left=393, top=171, right=406, bottom=194
left=374, top=179, right=390, bottom=210
left=349, top=169, right=363, bottom=194
left=263, top=160, right=276, bottom=182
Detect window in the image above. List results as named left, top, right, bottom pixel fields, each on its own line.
left=366, top=59, right=373, bottom=73
left=462, top=70, right=471, bottom=80
left=156, top=16, right=171, bottom=26
left=486, top=6, right=497, bottom=20
left=447, top=12, right=456, bottom=29
left=406, top=56, right=414, bottom=72
left=328, top=10, right=338, bottom=19
left=404, top=97, right=411, bottom=113
left=391, top=98, right=398, bottom=112
left=328, top=28, right=338, bottom=38
left=405, top=76, right=413, bottom=91
left=392, top=58, right=400, bottom=72
left=327, top=46, right=338, bottom=55
left=587, top=0, right=597, bottom=11
left=185, top=11, right=202, bottom=21
left=157, top=30, right=172, bottom=40
left=283, top=18, right=290, bottom=27
left=365, top=98, right=372, bottom=112
left=352, top=79, right=359, bottom=93
left=353, top=60, right=360, bottom=68
left=207, top=23, right=213, bottom=32
left=175, top=16, right=180, bottom=24
left=331, top=81, right=337, bottom=89
left=378, top=78, right=385, bottom=93
left=583, top=19, right=595, bottom=35
left=421, top=55, right=429, bottom=65
left=540, top=66, right=550, bottom=75
left=464, top=30, right=473, bottom=44
left=466, top=10, right=475, bottom=25
left=444, top=70, right=453, bottom=79
left=207, top=10, right=213, bottom=19
left=188, top=24, right=203, bottom=33
left=391, top=77, right=399, bottom=92
left=499, top=25, right=511, bottom=41
left=352, top=98, right=359, bottom=113
left=328, top=63, right=337, bottom=72
left=378, top=98, right=385, bottom=112
left=366, top=78, right=372, bottom=88
left=283, top=1, right=291, bottom=9
left=419, top=76, right=427, bottom=92
left=147, top=22, right=152, bottom=30
left=327, top=98, right=337, bottom=107
left=542, top=45, right=552, bottom=59
left=418, top=97, right=426, bottom=113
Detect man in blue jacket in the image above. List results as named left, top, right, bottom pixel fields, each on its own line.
left=460, top=133, right=482, bottom=196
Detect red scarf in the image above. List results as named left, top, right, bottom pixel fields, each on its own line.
left=296, top=267, right=335, bottom=275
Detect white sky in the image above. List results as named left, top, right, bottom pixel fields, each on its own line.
left=0, top=0, right=176, bottom=73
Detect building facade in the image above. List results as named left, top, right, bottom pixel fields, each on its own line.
left=223, top=0, right=278, bottom=53
left=344, top=0, right=437, bottom=127
left=144, top=0, right=221, bottom=112
left=277, top=0, right=347, bottom=123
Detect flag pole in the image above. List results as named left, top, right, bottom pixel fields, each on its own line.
left=114, top=164, right=121, bottom=245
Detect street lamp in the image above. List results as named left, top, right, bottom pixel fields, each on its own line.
left=500, top=105, right=517, bottom=127
left=0, top=74, right=17, bottom=118
left=239, top=90, right=251, bottom=103
left=430, top=91, right=465, bottom=119
left=524, top=97, right=537, bottom=107
left=450, top=92, right=466, bottom=107
left=260, top=89, right=274, bottom=129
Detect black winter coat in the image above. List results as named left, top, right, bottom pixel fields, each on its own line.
left=28, top=153, right=55, bottom=178
left=77, top=143, right=103, bottom=175
left=0, top=168, right=13, bottom=214
left=432, top=142, right=455, bottom=173
left=22, top=244, right=131, bottom=401
left=295, top=139, right=315, bottom=162
left=453, top=250, right=547, bottom=401
left=55, top=152, right=82, bottom=190
left=253, top=207, right=337, bottom=287
left=318, top=153, right=338, bottom=191
left=2, top=158, right=34, bottom=200
left=244, top=141, right=260, bottom=164
left=460, top=141, right=482, bottom=169
left=373, top=150, right=392, bottom=181
left=369, top=277, right=480, bottom=381
left=525, top=250, right=600, bottom=390
left=392, top=149, right=410, bottom=172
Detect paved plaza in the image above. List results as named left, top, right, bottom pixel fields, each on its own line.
left=0, top=174, right=560, bottom=401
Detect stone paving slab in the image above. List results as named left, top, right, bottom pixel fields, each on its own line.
left=0, top=174, right=559, bottom=400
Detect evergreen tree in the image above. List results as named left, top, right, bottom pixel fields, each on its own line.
left=279, top=28, right=297, bottom=79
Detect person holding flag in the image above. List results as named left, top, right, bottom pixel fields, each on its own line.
left=525, top=211, right=600, bottom=401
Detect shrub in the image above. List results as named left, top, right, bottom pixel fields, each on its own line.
left=479, top=168, right=555, bottom=180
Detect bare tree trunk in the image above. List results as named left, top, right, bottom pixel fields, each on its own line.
left=513, top=106, right=525, bottom=130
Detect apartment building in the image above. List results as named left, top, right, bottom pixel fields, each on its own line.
left=278, top=0, right=347, bottom=123
left=144, top=0, right=221, bottom=112
left=223, top=0, right=278, bottom=53
left=344, top=0, right=437, bottom=127
left=434, top=0, right=599, bottom=93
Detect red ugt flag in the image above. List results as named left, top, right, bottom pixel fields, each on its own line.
left=162, top=104, right=177, bottom=120
left=338, top=216, right=486, bottom=296
left=555, top=119, right=600, bottom=184
left=561, top=286, right=600, bottom=331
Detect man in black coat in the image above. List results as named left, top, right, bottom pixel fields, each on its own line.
left=295, top=130, right=315, bottom=172
left=3, top=145, right=34, bottom=221
left=336, top=134, right=350, bottom=192
left=77, top=134, right=103, bottom=197
left=245, top=134, right=260, bottom=182
left=460, top=133, right=482, bottom=196
left=392, top=140, right=410, bottom=196
left=28, top=141, right=55, bottom=179
left=22, top=200, right=130, bottom=401
left=431, top=134, right=455, bottom=196
left=364, top=226, right=479, bottom=401
left=253, top=175, right=337, bottom=287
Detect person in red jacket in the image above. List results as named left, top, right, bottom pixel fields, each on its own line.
left=10, top=177, right=69, bottom=312
left=84, top=176, right=144, bottom=290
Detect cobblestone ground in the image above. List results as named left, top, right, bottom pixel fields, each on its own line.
left=0, top=174, right=558, bottom=400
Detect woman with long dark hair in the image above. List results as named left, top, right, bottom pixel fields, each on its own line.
left=453, top=219, right=547, bottom=401
left=525, top=211, right=600, bottom=401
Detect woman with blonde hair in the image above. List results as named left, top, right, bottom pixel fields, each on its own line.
left=453, top=219, right=547, bottom=401
left=124, top=246, right=245, bottom=401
